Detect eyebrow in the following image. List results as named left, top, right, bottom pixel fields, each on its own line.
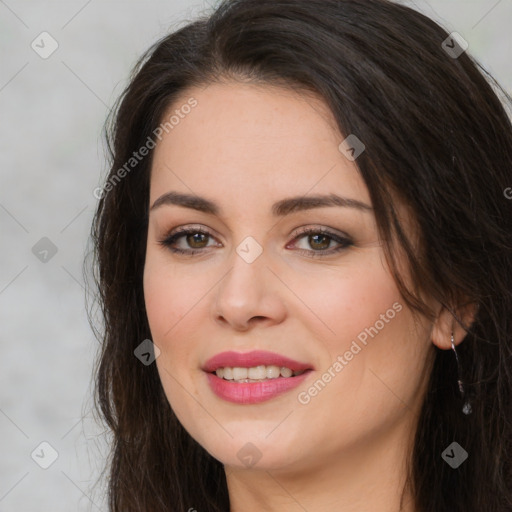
left=150, top=191, right=372, bottom=216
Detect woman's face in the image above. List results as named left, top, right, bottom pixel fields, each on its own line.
left=143, top=81, right=435, bottom=474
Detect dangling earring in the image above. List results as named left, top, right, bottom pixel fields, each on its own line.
left=451, top=332, right=472, bottom=415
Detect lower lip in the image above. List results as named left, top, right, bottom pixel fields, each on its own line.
left=205, top=371, right=312, bottom=404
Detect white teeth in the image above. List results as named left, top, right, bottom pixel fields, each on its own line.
left=214, top=365, right=306, bottom=381
left=280, top=367, right=293, bottom=378
left=266, top=365, right=281, bottom=379
left=248, top=365, right=267, bottom=380
left=232, top=367, right=248, bottom=380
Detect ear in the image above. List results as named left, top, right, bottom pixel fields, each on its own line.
left=431, top=299, right=478, bottom=350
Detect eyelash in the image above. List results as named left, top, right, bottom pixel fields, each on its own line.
left=158, top=225, right=353, bottom=258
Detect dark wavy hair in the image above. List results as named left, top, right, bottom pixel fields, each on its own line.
left=85, top=0, right=512, bottom=510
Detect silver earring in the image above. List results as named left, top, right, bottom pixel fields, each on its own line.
left=451, top=332, right=472, bottom=415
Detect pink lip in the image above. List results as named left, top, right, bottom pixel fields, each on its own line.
left=202, top=350, right=314, bottom=373
left=202, top=350, right=314, bottom=404
left=205, top=371, right=312, bottom=404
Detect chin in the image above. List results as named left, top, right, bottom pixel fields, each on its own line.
left=200, top=433, right=303, bottom=471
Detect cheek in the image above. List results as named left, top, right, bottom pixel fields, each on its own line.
left=291, top=255, right=426, bottom=426
left=143, top=257, right=206, bottom=417
left=293, top=254, right=403, bottom=356
left=143, top=254, right=206, bottom=344
left=143, top=252, right=220, bottom=395
left=144, top=268, right=171, bottom=345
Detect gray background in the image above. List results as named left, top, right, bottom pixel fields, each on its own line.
left=1, top=1, right=511, bottom=510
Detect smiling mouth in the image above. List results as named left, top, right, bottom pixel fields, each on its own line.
left=210, top=365, right=309, bottom=383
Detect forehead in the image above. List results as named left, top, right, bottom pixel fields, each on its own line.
left=149, top=81, right=371, bottom=211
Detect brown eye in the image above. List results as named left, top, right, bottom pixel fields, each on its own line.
left=185, top=232, right=209, bottom=249
left=290, top=227, right=353, bottom=258
left=159, top=225, right=353, bottom=258
left=307, top=233, right=331, bottom=250
left=159, top=227, right=218, bottom=255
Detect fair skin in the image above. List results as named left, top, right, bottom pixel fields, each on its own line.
left=143, top=81, right=472, bottom=512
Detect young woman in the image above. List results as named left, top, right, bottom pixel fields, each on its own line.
left=87, top=0, right=512, bottom=510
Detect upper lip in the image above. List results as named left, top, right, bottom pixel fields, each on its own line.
left=202, top=350, right=314, bottom=373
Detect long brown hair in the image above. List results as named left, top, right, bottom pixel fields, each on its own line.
left=85, top=0, right=512, bottom=510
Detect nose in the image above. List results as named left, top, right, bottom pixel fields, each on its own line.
left=212, top=241, right=287, bottom=331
